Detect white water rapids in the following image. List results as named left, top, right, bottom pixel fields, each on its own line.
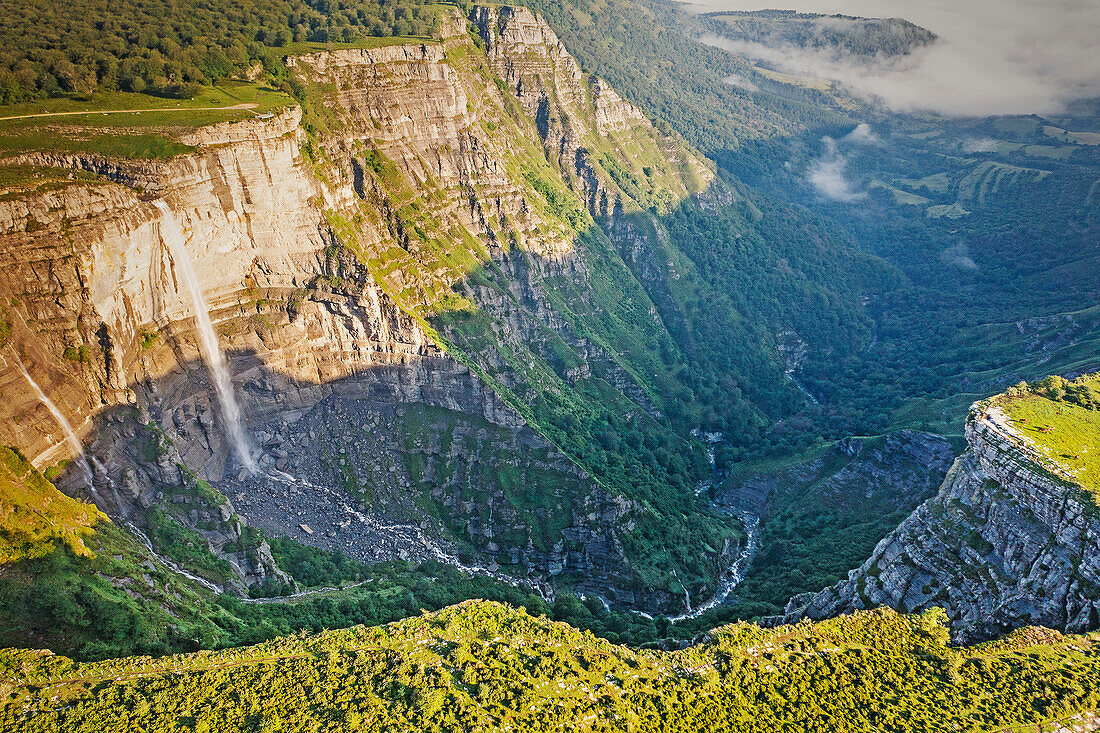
left=126, top=522, right=224, bottom=594
left=667, top=429, right=762, bottom=622
left=668, top=511, right=760, bottom=622
left=154, top=200, right=257, bottom=473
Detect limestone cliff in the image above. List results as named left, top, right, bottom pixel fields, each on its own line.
left=0, top=5, right=731, bottom=607
left=775, top=402, right=1100, bottom=642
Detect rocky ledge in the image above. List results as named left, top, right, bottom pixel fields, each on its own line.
left=773, top=403, right=1100, bottom=642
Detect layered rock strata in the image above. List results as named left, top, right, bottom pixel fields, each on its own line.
left=0, top=5, right=719, bottom=603
left=775, top=404, right=1100, bottom=642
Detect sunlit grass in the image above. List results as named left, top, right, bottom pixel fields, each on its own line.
left=0, top=447, right=104, bottom=563
left=0, top=82, right=294, bottom=160
left=1001, top=392, right=1100, bottom=499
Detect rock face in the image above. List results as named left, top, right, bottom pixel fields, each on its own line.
left=717, top=430, right=956, bottom=518
left=472, top=5, right=709, bottom=218
left=0, top=6, right=722, bottom=604
left=776, top=404, right=1100, bottom=642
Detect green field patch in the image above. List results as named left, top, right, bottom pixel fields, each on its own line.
left=0, top=83, right=293, bottom=159
left=872, top=181, right=930, bottom=206
left=1022, top=144, right=1076, bottom=160
left=989, top=117, right=1040, bottom=136
left=1043, top=125, right=1100, bottom=146
left=999, top=375, right=1100, bottom=500
left=754, top=65, right=833, bottom=91
left=0, top=83, right=290, bottom=119
left=897, top=171, right=951, bottom=194
left=926, top=203, right=970, bottom=219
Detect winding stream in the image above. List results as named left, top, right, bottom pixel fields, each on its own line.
left=253, top=468, right=552, bottom=601
left=667, top=429, right=762, bottom=622
left=126, top=522, right=225, bottom=594
left=668, top=511, right=760, bottom=622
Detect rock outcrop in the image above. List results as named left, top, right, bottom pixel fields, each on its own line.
left=775, top=403, right=1100, bottom=642
left=717, top=429, right=956, bottom=518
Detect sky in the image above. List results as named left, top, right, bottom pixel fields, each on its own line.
left=684, top=0, right=1100, bottom=116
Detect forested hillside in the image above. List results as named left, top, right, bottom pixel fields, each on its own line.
left=3, top=600, right=1100, bottom=732
left=0, top=0, right=440, bottom=101
left=521, top=0, right=1100, bottom=439
left=0, top=453, right=683, bottom=660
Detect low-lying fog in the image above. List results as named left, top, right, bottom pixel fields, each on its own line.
left=685, top=0, right=1100, bottom=116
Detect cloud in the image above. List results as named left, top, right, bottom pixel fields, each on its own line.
left=721, top=73, right=760, bottom=92
left=843, top=122, right=879, bottom=145
left=941, top=241, right=979, bottom=270
left=961, top=137, right=997, bottom=153
left=688, top=0, right=1100, bottom=116
left=808, top=136, right=866, bottom=202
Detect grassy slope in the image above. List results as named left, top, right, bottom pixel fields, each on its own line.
left=2, top=600, right=1099, bottom=731
left=0, top=82, right=294, bottom=159
left=999, top=375, right=1100, bottom=498
left=0, top=447, right=103, bottom=563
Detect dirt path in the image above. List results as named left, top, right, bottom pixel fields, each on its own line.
left=0, top=103, right=259, bottom=122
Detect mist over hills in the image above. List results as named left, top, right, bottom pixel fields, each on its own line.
left=687, top=0, right=1100, bottom=116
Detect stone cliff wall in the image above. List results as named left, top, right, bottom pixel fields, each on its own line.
left=0, top=106, right=449, bottom=477
left=776, top=404, right=1100, bottom=641
left=0, top=6, right=719, bottom=603
left=471, top=5, right=709, bottom=219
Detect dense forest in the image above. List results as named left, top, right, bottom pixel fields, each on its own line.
left=0, top=0, right=440, bottom=101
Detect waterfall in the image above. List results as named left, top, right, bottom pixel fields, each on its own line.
left=153, top=200, right=257, bottom=473
left=6, top=351, right=95, bottom=492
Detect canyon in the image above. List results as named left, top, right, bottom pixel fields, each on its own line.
left=0, top=5, right=734, bottom=610
left=2, top=0, right=1100, bottom=728
left=0, top=0, right=1096, bottom=648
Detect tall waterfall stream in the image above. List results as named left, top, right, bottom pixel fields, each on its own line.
left=4, top=349, right=96, bottom=494
left=155, top=200, right=257, bottom=473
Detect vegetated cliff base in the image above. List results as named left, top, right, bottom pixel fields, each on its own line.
left=777, top=401, right=1100, bottom=642
left=0, top=5, right=750, bottom=610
